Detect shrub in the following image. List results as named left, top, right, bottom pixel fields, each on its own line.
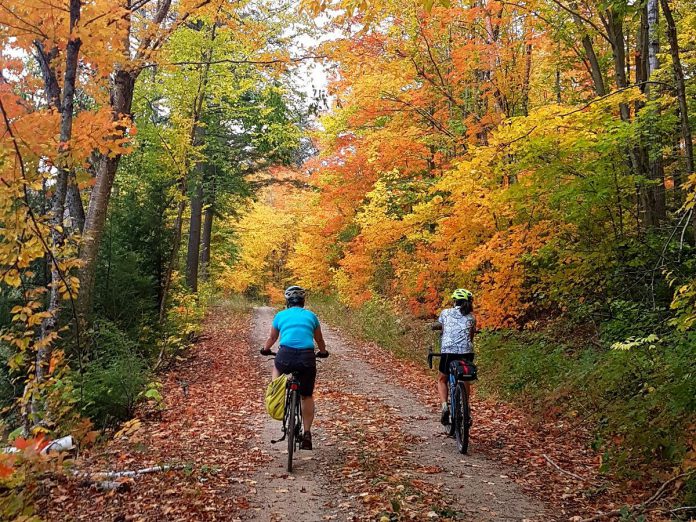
left=80, top=321, right=149, bottom=428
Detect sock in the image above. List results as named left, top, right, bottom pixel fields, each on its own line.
left=441, top=402, right=448, bottom=411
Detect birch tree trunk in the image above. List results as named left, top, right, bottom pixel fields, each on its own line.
left=35, top=0, right=82, bottom=425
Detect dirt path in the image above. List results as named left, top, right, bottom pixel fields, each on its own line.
left=247, top=306, right=546, bottom=521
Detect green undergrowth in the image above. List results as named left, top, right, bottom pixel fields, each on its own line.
left=309, top=295, right=432, bottom=360
left=309, top=295, right=696, bottom=489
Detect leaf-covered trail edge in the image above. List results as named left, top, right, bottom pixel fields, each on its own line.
left=37, top=303, right=666, bottom=521
left=39, top=306, right=268, bottom=521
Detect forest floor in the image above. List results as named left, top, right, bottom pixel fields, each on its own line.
left=37, top=303, right=660, bottom=521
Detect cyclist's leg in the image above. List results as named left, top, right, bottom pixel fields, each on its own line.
left=437, top=372, right=448, bottom=404
left=298, top=352, right=317, bottom=436
left=437, top=355, right=451, bottom=424
left=301, top=396, right=314, bottom=433
left=437, top=355, right=450, bottom=405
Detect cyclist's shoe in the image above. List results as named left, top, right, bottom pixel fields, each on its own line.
left=440, top=408, right=450, bottom=426
left=300, top=431, right=313, bottom=450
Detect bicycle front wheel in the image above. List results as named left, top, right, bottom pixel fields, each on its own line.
left=444, top=384, right=455, bottom=436
left=454, top=382, right=470, bottom=454
left=287, top=390, right=298, bottom=472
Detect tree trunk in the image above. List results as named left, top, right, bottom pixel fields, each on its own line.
left=67, top=180, right=85, bottom=232
left=33, top=43, right=61, bottom=110
left=521, top=43, right=532, bottom=116
left=569, top=2, right=606, bottom=97
left=77, top=69, right=136, bottom=321
left=186, top=170, right=204, bottom=292
left=647, top=0, right=659, bottom=77
left=660, top=0, right=694, bottom=186
left=35, top=0, right=82, bottom=425
left=646, top=0, right=666, bottom=224
left=33, top=40, right=86, bottom=235
left=159, top=196, right=186, bottom=323
left=605, top=10, right=630, bottom=120
left=200, top=200, right=214, bottom=282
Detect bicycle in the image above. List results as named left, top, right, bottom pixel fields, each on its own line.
left=262, top=350, right=328, bottom=472
left=428, top=348, right=476, bottom=454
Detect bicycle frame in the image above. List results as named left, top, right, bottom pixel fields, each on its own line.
left=273, top=372, right=302, bottom=444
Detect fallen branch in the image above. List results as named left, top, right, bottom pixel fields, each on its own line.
left=653, top=505, right=696, bottom=516
left=73, top=464, right=184, bottom=481
left=92, top=479, right=132, bottom=492
left=542, top=454, right=595, bottom=484
left=580, top=470, right=696, bottom=522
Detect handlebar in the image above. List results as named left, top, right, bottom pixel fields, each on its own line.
left=260, top=349, right=329, bottom=358
left=427, top=350, right=443, bottom=369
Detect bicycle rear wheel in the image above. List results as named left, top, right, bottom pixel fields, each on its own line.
left=454, top=382, right=470, bottom=454
left=287, top=390, right=298, bottom=472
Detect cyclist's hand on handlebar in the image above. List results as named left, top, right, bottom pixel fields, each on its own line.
left=316, top=350, right=329, bottom=359
left=260, top=348, right=273, bottom=356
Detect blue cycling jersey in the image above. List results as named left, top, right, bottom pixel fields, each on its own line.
left=272, top=307, right=319, bottom=349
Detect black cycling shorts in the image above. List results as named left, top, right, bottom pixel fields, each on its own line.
left=439, top=353, right=474, bottom=375
left=274, top=346, right=317, bottom=397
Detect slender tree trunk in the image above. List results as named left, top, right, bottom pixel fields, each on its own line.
left=647, top=0, right=659, bottom=76
left=569, top=3, right=606, bottom=96
left=35, top=0, right=82, bottom=425
left=159, top=196, right=186, bottom=323
left=660, top=0, right=694, bottom=185
left=67, top=180, right=85, bottom=232
left=186, top=163, right=204, bottom=292
left=646, top=0, right=666, bottom=223
left=521, top=43, right=532, bottom=116
left=200, top=200, right=214, bottom=282
left=606, top=10, right=630, bottom=121
left=34, top=43, right=61, bottom=109
left=34, top=41, right=86, bottom=234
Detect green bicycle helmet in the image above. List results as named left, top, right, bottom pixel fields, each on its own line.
left=451, top=288, right=473, bottom=301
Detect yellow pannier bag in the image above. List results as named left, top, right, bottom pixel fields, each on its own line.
left=265, top=374, right=287, bottom=420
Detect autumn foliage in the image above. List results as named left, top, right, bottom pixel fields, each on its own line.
left=227, top=0, right=696, bottom=334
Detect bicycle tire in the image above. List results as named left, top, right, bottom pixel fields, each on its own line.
left=443, top=384, right=455, bottom=436
left=287, top=390, right=298, bottom=472
left=454, top=382, right=470, bottom=454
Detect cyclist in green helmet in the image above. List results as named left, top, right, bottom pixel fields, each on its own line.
left=432, top=288, right=476, bottom=425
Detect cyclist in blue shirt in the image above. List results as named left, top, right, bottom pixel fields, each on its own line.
left=261, top=286, right=328, bottom=449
